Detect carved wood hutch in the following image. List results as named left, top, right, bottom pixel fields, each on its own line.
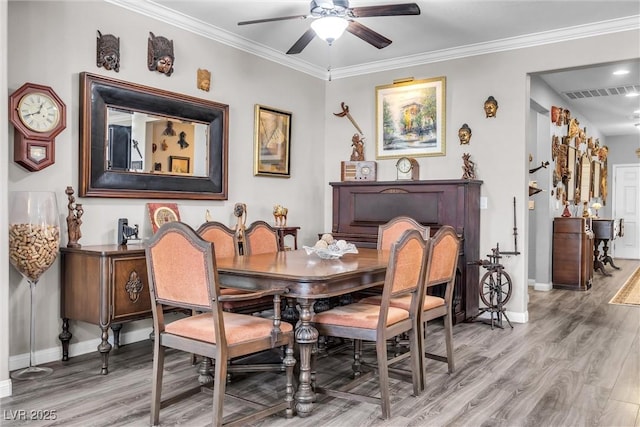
left=329, top=179, right=482, bottom=323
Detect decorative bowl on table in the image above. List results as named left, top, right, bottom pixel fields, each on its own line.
left=304, top=238, right=358, bottom=259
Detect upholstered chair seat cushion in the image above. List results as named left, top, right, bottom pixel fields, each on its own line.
left=165, top=312, right=293, bottom=345
left=359, top=294, right=445, bottom=311
left=311, top=303, right=409, bottom=329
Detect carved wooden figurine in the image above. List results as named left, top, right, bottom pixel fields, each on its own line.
left=234, top=203, right=247, bottom=243
left=65, top=186, right=83, bottom=248
left=461, top=153, right=476, bottom=180
left=273, top=204, right=288, bottom=227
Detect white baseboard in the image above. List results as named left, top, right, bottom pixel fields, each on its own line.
left=533, top=282, right=553, bottom=292
left=529, top=278, right=552, bottom=292
left=9, top=327, right=153, bottom=372
left=0, top=378, right=12, bottom=398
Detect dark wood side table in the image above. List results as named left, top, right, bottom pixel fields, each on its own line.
left=59, top=244, right=151, bottom=374
left=275, top=226, right=300, bottom=251
left=591, top=218, right=623, bottom=276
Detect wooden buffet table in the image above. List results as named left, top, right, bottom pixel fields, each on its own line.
left=59, top=244, right=150, bottom=374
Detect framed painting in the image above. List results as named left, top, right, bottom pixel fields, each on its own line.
left=147, top=203, right=180, bottom=233
left=169, top=156, right=190, bottom=174
left=375, top=76, right=446, bottom=159
left=254, top=104, right=292, bottom=177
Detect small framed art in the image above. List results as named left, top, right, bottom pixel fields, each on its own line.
left=375, top=76, right=446, bottom=159
left=147, top=203, right=180, bottom=233
left=169, top=156, right=190, bottom=174
left=254, top=104, right=291, bottom=177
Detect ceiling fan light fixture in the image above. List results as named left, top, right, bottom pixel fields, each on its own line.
left=311, top=16, right=348, bottom=44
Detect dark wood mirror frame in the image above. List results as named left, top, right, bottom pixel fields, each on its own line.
left=79, top=72, right=228, bottom=199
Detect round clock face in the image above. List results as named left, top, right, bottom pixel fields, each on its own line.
left=397, top=157, right=412, bottom=173
left=18, top=92, right=61, bottom=133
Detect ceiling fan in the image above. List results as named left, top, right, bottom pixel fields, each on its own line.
left=238, top=1, right=421, bottom=55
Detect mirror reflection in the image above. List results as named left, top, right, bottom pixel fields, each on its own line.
left=106, top=107, right=209, bottom=177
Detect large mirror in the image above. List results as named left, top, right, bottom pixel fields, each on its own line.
left=79, top=72, right=228, bottom=199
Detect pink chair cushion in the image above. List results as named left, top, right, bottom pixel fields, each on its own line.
left=165, top=312, right=292, bottom=345
left=312, top=303, right=409, bottom=329
left=359, top=294, right=445, bottom=311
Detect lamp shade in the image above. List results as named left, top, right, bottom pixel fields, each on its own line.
left=311, top=16, right=348, bottom=43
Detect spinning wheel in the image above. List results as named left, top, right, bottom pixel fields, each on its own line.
left=479, top=269, right=512, bottom=308
left=472, top=244, right=513, bottom=329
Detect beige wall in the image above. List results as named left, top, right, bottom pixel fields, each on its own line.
left=3, top=0, right=639, bottom=390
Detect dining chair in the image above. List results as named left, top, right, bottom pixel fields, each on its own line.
left=377, top=215, right=430, bottom=250
left=357, top=216, right=431, bottom=301
left=243, top=220, right=280, bottom=255
left=361, top=225, right=460, bottom=380
left=243, top=220, right=300, bottom=321
left=145, top=222, right=295, bottom=426
left=196, top=221, right=273, bottom=315
left=311, top=229, right=430, bottom=419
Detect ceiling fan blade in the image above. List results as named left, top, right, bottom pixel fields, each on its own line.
left=346, top=20, right=392, bottom=49
left=238, top=14, right=309, bottom=26
left=349, top=3, right=420, bottom=18
left=286, top=28, right=317, bottom=54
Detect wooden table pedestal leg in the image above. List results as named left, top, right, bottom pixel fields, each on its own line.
left=294, top=298, right=318, bottom=417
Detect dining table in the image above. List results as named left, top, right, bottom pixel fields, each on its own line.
left=215, top=247, right=389, bottom=417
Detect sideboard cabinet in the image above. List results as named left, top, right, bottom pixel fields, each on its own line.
left=329, top=179, right=482, bottom=323
left=59, top=245, right=150, bottom=374
left=552, top=217, right=594, bottom=291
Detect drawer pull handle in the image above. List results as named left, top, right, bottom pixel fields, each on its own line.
left=125, top=270, right=144, bottom=303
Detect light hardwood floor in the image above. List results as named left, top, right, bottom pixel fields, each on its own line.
left=2, top=260, right=639, bottom=427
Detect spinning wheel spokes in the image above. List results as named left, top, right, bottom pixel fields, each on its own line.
left=479, top=269, right=512, bottom=308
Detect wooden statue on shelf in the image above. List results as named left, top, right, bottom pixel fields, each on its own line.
left=350, top=134, right=365, bottom=161
left=65, top=186, right=83, bottom=248
left=461, top=153, right=476, bottom=180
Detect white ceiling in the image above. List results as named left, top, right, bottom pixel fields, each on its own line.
left=108, top=0, right=640, bottom=136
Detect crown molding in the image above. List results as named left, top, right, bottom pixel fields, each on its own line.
left=105, top=1, right=639, bottom=81
left=331, top=15, right=640, bottom=79
left=105, top=0, right=326, bottom=79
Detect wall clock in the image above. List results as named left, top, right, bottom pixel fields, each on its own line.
left=9, top=83, right=66, bottom=171
left=396, top=157, right=419, bottom=180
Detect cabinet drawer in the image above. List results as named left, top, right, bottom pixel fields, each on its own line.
left=111, top=256, right=151, bottom=321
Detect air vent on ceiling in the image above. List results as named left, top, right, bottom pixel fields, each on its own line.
left=563, top=85, right=640, bottom=100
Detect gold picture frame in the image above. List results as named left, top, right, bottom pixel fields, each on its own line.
left=375, top=76, right=446, bottom=159
left=254, top=104, right=292, bottom=177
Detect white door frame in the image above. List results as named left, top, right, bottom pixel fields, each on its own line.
left=612, top=163, right=640, bottom=260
